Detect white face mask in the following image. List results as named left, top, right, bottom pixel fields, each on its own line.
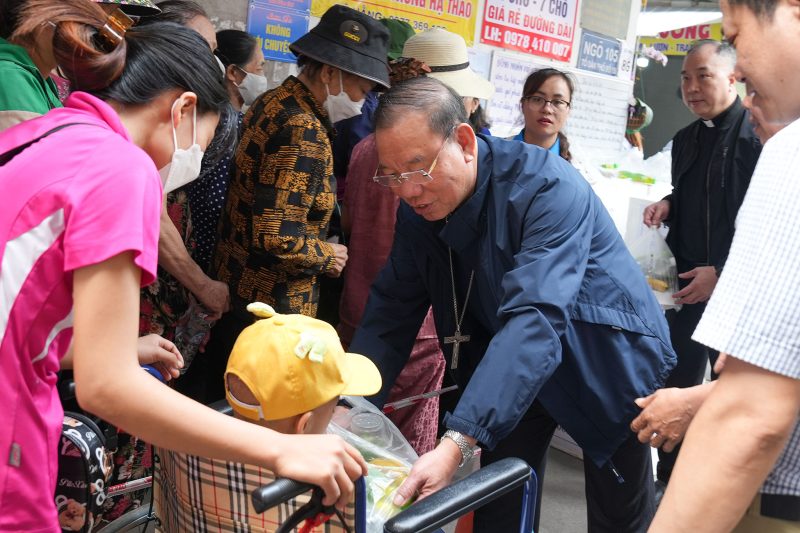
left=159, top=100, right=204, bottom=194
left=236, top=67, right=268, bottom=107
left=323, top=70, right=365, bottom=123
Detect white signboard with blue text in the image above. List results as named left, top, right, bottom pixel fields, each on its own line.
left=247, top=1, right=310, bottom=63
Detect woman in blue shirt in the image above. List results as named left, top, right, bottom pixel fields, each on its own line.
left=515, top=68, right=574, bottom=161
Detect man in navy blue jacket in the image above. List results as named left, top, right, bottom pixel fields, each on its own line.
left=350, top=77, right=676, bottom=532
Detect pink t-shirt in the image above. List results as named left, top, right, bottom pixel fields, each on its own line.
left=0, top=92, right=161, bottom=532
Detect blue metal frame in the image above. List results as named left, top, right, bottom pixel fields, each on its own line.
left=520, top=468, right=538, bottom=533
left=354, top=477, right=367, bottom=533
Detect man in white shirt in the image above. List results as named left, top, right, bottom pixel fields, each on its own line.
left=645, top=1, right=800, bottom=531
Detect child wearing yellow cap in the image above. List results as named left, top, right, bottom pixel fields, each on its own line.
left=155, top=303, right=382, bottom=533
left=224, top=301, right=383, bottom=433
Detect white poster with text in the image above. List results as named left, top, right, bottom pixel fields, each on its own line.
left=480, top=0, right=579, bottom=62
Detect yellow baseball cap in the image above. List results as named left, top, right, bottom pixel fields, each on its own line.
left=224, top=303, right=382, bottom=421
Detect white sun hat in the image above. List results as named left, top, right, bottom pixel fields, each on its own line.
left=401, top=28, right=495, bottom=100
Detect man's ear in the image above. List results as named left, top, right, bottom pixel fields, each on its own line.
left=728, top=67, right=738, bottom=89
left=454, top=122, right=478, bottom=162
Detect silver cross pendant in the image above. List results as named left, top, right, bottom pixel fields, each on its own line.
left=444, top=330, right=470, bottom=370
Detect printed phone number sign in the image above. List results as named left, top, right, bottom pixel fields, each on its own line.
left=312, top=0, right=478, bottom=45
left=248, top=1, right=310, bottom=63
left=480, top=0, right=579, bottom=62
left=577, top=31, right=620, bottom=77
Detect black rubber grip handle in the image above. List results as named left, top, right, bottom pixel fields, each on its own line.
left=383, top=457, right=532, bottom=533
left=251, top=478, right=315, bottom=514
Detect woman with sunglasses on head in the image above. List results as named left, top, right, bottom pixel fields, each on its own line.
left=515, top=68, right=574, bottom=162
left=0, top=2, right=366, bottom=530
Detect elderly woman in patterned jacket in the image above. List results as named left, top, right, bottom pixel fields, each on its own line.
left=202, top=5, right=390, bottom=403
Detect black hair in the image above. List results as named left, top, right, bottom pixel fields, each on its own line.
left=16, top=0, right=235, bottom=165
left=375, top=76, right=467, bottom=139
left=141, top=0, right=207, bottom=25
left=0, top=0, right=25, bottom=39
left=726, top=0, right=778, bottom=18
left=98, top=22, right=235, bottom=165
left=686, top=39, right=736, bottom=71
left=520, top=68, right=574, bottom=162
left=215, top=29, right=257, bottom=68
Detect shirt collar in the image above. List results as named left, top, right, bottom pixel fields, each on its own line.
left=63, top=91, right=132, bottom=140
left=702, top=97, right=742, bottom=129
left=287, top=75, right=333, bottom=135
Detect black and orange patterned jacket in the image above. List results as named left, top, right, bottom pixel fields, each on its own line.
left=213, top=76, right=336, bottom=318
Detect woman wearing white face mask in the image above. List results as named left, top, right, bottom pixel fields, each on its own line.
left=216, top=29, right=266, bottom=112
left=203, top=5, right=390, bottom=403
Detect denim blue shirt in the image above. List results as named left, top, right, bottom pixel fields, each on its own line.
left=351, top=136, right=676, bottom=466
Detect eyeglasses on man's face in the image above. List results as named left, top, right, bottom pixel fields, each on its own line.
left=522, top=95, right=571, bottom=111
left=373, top=127, right=455, bottom=188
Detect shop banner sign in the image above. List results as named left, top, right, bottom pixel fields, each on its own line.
left=248, top=2, right=310, bottom=63
left=480, top=0, right=579, bottom=62
left=577, top=31, right=620, bottom=76
left=639, top=23, right=722, bottom=56
left=254, top=0, right=311, bottom=14
left=311, top=0, right=478, bottom=46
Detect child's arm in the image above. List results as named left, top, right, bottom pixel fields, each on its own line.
left=71, top=252, right=367, bottom=508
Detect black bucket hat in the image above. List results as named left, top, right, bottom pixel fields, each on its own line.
left=290, top=5, right=391, bottom=89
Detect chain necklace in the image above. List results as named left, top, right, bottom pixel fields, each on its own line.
left=444, top=247, right=474, bottom=370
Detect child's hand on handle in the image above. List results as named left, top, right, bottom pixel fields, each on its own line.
left=136, top=333, right=183, bottom=380
left=271, top=433, right=368, bottom=509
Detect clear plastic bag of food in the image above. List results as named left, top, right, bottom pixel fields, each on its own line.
left=328, top=396, right=417, bottom=533
left=629, top=226, right=681, bottom=310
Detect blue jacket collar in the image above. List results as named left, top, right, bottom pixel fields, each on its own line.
left=513, top=128, right=560, bottom=155
left=439, top=136, right=492, bottom=254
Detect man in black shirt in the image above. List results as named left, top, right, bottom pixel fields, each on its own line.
left=643, top=39, right=762, bottom=498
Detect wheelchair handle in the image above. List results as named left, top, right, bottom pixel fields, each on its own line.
left=251, top=478, right=316, bottom=514
left=383, top=457, right=534, bottom=533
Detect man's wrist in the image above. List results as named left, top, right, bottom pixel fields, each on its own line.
left=441, top=430, right=476, bottom=467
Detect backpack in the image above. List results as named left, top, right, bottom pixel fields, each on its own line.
left=55, top=412, right=115, bottom=532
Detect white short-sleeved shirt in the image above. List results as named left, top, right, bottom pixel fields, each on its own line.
left=693, top=117, right=800, bottom=496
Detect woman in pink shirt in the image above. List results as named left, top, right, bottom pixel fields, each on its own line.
left=0, top=2, right=366, bottom=531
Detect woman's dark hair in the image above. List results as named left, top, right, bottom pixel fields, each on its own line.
left=215, top=29, right=257, bottom=68
left=14, top=0, right=235, bottom=164
left=521, top=68, right=574, bottom=162
left=469, top=102, right=491, bottom=134
left=142, top=0, right=207, bottom=25
left=0, top=0, right=26, bottom=39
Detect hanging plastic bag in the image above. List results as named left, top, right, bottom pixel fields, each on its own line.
left=329, top=396, right=418, bottom=533
left=629, top=226, right=681, bottom=310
